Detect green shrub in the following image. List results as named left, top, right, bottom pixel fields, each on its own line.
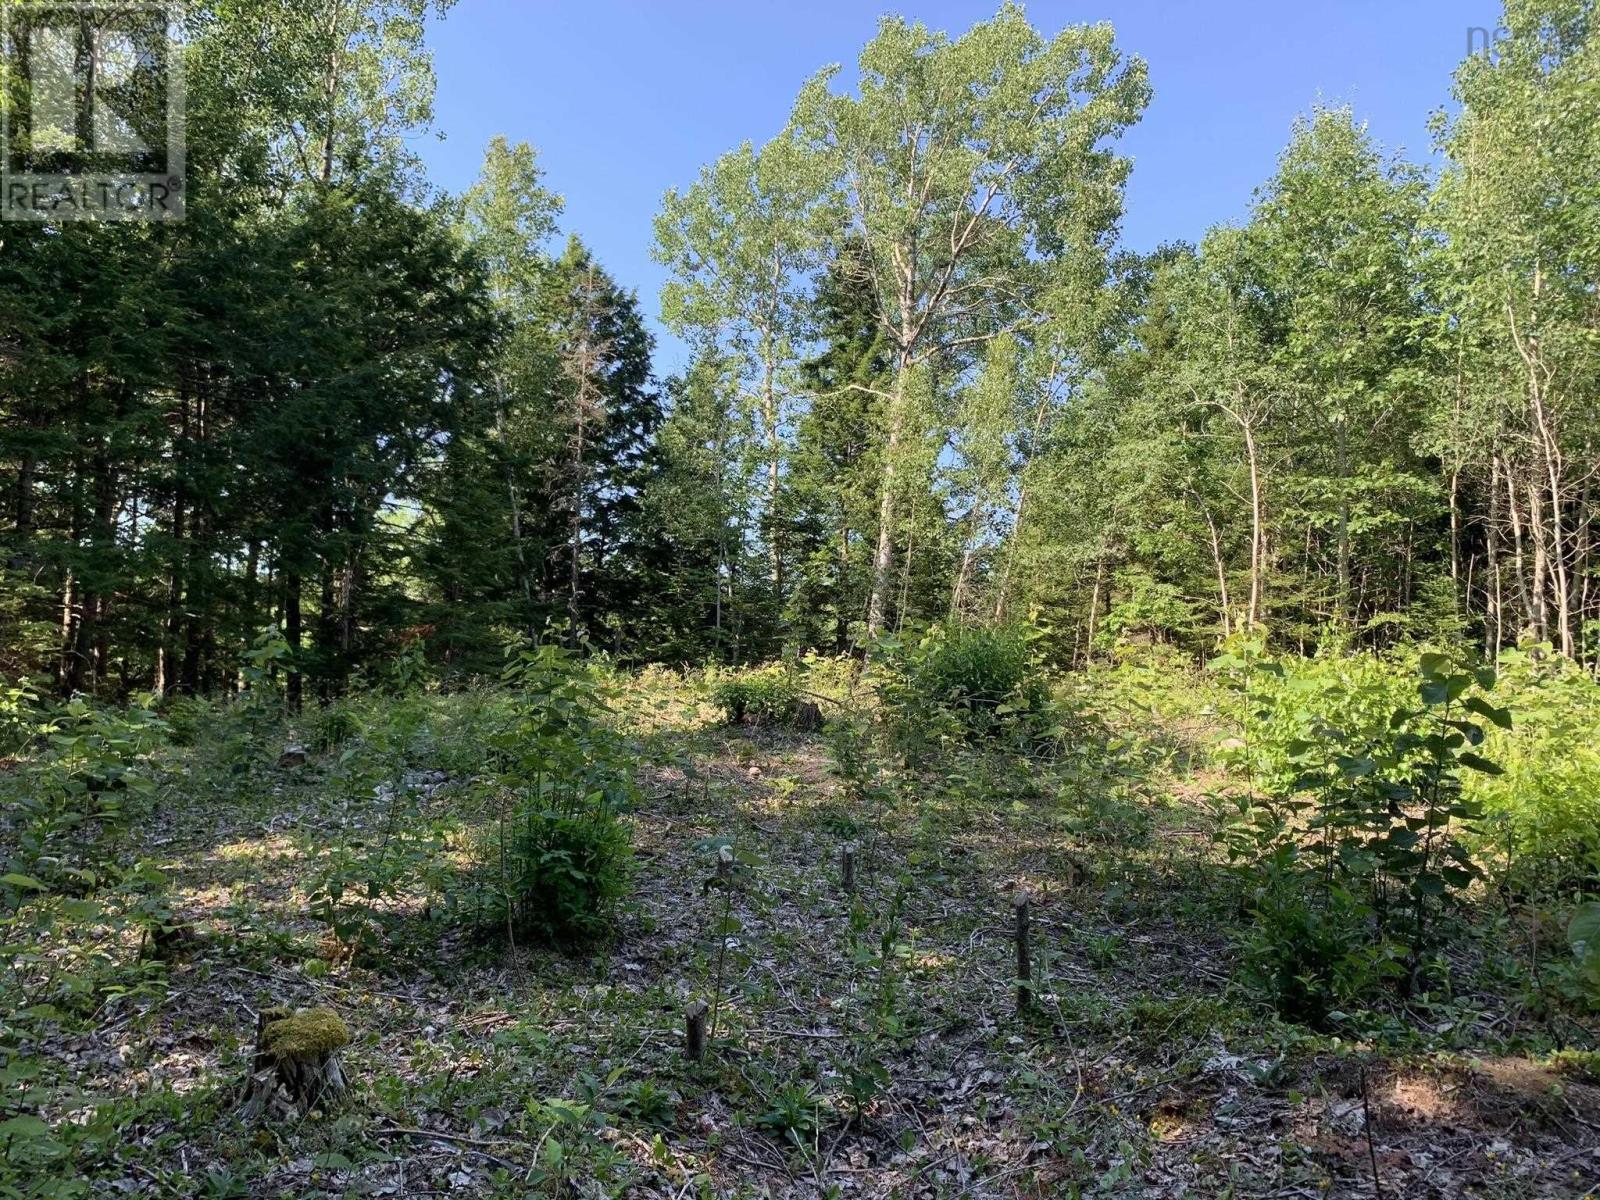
left=710, top=665, right=800, bottom=726
left=2, top=697, right=169, bottom=892
left=1469, top=649, right=1600, bottom=897
left=1553, top=1048, right=1600, bottom=1083
left=615, top=1078, right=678, bottom=1127
left=912, top=623, right=1043, bottom=713
left=1240, top=855, right=1407, bottom=1025
left=1566, top=903, right=1600, bottom=1007
left=1213, top=644, right=1502, bottom=1019
left=755, top=1080, right=832, bottom=1141
left=309, top=701, right=362, bottom=752
left=798, top=652, right=860, bottom=704
left=499, top=806, right=632, bottom=943
left=1204, top=639, right=1600, bottom=905
left=302, top=740, right=455, bottom=961
left=158, top=695, right=216, bottom=748
left=474, top=644, right=638, bottom=945
left=876, top=622, right=1052, bottom=748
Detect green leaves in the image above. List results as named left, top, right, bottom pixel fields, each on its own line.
left=1569, top=904, right=1600, bottom=959
left=1463, top=696, right=1513, bottom=730
left=1570, top=904, right=1600, bottom=995
left=1456, top=752, right=1503, bottom=776
left=0, top=1115, right=51, bottom=1144
left=1221, top=646, right=1513, bottom=1021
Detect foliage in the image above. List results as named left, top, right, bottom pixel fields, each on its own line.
left=301, top=746, right=456, bottom=962
left=1569, top=903, right=1600, bottom=1005
left=499, top=807, right=633, bottom=945
left=709, top=665, right=801, bottom=726
left=1, top=697, right=169, bottom=895
left=1211, top=644, right=1507, bottom=1020
left=6, top=3, right=1600, bottom=698
left=875, top=623, right=1052, bottom=747
left=1469, top=648, right=1600, bottom=898
left=0, top=678, right=45, bottom=760
left=309, top=703, right=364, bottom=753
left=755, top=1080, right=831, bottom=1142
left=694, top=838, right=763, bottom=1047
left=474, top=645, right=638, bottom=945
left=7, top=2, right=1600, bottom=1187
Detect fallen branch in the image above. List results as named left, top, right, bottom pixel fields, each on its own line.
left=373, top=1126, right=524, bottom=1171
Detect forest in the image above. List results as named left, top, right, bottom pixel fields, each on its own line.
left=1, top=0, right=1598, bottom=1196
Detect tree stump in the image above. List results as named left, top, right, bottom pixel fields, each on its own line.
left=793, top=701, right=823, bottom=731
left=239, top=1006, right=351, bottom=1120
left=685, top=1000, right=709, bottom=1061
left=143, top=918, right=202, bottom=963
left=1013, top=891, right=1032, bottom=1013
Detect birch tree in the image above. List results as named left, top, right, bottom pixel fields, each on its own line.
left=654, top=132, right=829, bottom=612
left=789, top=4, right=1148, bottom=635
left=1434, top=0, right=1600, bottom=659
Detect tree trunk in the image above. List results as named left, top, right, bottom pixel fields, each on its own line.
left=1085, top=555, right=1105, bottom=665
left=1335, top=425, right=1351, bottom=625
left=1201, top=501, right=1231, bottom=638
left=494, top=382, right=536, bottom=637
left=1526, top=478, right=1552, bottom=645
left=866, top=357, right=911, bottom=638
left=1244, top=419, right=1265, bottom=631
left=760, top=264, right=784, bottom=607
left=1487, top=456, right=1504, bottom=657
left=285, top=570, right=303, bottom=711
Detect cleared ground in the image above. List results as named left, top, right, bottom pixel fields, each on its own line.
left=27, top=681, right=1600, bottom=1199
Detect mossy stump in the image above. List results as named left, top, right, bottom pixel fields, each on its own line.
left=239, top=1006, right=351, bottom=1120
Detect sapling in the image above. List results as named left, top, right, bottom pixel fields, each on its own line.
left=698, top=839, right=758, bottom=1047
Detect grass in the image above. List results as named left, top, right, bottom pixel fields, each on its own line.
left=1, top=667, right=1596, bottom=1198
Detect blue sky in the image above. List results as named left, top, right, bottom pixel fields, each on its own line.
left=418, top=0, right=1491, bottom=373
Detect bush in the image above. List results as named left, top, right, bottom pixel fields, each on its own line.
left=309, top=701, right=362, bottom=752
left=710, top=665, right=801, bottom=726
left=798, top=652, right=860, bottom=704
left=500, top=806, right=632, bottom=943
left=2, top=697, right=169, bottom=891
left=158, top=694, right=216, bottom=748
left=1469, top=648, right=1600, bottom=898
left=1212, top=644, right=1501, bottom=1018
left=474, top=644, right=638, bottom=945
left=877, top=622, right=1052, bottom=748
left=1240, top=853, right=1407, bottom=1026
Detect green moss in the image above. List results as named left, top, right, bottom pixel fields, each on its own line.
left=261, top=1007, right=350, bottom=1059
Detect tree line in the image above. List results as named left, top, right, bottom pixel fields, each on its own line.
left=2, top=0, right=1597, bottom=701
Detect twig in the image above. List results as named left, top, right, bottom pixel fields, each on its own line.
left=373, top=1126, right=523, bottom=1171
left=1360, top=1064, right=1384, bottom=1200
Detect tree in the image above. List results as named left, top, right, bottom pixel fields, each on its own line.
left=639, top=352, right=755, bottom=662
left=1433, top=0, right=1600, bottom=659
left=539, top=238, right=658, bottom=651
left=654, top=134, right=828, bottom=616
left=789, top=4, right=1149, bottom=635
left=787, top=244, right=892, bottom=650
left=1252, top=108, right=1435, bottom=633
left=451, top=136, right=563, bottom=640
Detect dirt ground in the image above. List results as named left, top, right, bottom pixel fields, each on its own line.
left=40, top=699, right=1600, bottom=1199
